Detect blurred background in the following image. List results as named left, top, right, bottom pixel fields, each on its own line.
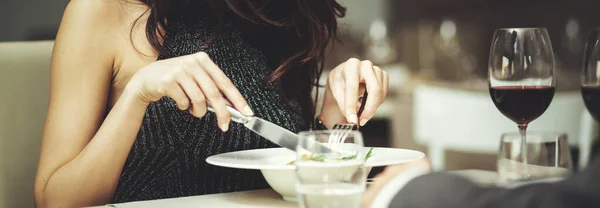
left=1, top=0, right=600, bottom=206
left=328, top=0, right=600, bottom=171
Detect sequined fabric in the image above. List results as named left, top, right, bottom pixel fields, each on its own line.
left=111, top=11, right=308, bottom=203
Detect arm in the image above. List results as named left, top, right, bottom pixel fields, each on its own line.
left=34, top=1, right=149, bottom=207
left=388, top=159, right=600, bottom=208
left=34, top=1, right=253, bottom=206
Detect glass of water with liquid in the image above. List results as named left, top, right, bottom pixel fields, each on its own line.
left=295, top=130, right=367, bottom=208
left=497, top=131, right=573, bottom=186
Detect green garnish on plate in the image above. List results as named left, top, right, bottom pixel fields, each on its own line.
left=287, top=147, right=374, bottom=165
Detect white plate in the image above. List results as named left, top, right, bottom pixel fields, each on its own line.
left=206, top=147, right=425, bottom=170
left=206, top=147, right=424, bottom=201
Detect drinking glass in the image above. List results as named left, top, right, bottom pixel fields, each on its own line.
left=295, top=131, right=366, bottom=208
left=497, top=132, right=572, bottom=184
left=582, top=29, right=600, bottom=123
left=488, top=28, right=556, bottom=174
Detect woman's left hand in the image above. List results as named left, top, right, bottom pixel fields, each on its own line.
left=320, top=58, right=389, bottom=128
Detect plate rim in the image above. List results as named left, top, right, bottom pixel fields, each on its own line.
left=206, top=147, right=425, bottom=170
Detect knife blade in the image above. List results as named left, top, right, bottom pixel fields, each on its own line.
left=243, top=116, right=303, bottom=151
left=206, top=103, right=332, bottom=153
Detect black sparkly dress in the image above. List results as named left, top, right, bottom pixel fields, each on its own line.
left=111, top=6, right=310, bottom=203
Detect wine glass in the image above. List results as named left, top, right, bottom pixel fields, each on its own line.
left=582, top=28, right=600, bottom=123
left=295, top=130, right=366, bottom=208
left=488, top=28, right=556, bottom=177
left=497, top=131, right=572, bottom=185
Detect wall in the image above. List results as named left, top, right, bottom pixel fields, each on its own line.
left=0, top=0, right=383, bottom=42
left=0, top=0, right=69, bottom=41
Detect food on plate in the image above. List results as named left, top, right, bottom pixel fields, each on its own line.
left=287, top=147, right=374, bottom=165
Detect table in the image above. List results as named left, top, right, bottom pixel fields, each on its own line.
left=448, top=169, right=498, bottom=186
left=96, top=170, right=498, bottom=208
left=102, top=189, right=295, bottom=208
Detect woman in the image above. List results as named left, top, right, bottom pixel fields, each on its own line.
left=33, top=0, right=388, bottom=207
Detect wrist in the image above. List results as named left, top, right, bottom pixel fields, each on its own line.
left=319, top=104, right=346, bottom=129
left=320, top=83, right=348, bottom=128
left=121, top=82, right=150, bottom=108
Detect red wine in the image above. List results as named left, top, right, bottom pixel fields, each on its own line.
left=582, top=86, right=600, bottom=122
left=489, top=86, right=555, bottom=124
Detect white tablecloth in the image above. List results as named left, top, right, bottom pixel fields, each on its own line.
left=102, top=189, right=296, bottom=208
left=95, top=170, right=498, bottom=208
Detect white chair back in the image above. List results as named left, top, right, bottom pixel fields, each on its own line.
left=412, top=83, right=596, bottom=170
left=0, top=41, right=54, bottom=208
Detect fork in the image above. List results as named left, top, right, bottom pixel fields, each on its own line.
left=328, top=91, right=368, bottom=146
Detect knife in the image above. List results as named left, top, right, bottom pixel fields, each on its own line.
left=206, top=103, right=333, bottom=153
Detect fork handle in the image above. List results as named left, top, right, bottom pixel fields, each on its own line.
left=357, top=91, right=368, bottom=118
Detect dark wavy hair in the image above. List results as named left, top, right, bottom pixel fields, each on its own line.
left=132, top=0, right=346, bottom=127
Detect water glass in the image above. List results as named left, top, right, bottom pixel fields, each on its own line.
left=497, top=131, right=573, bottom=185
left=295, top=130, right=367, bottom=208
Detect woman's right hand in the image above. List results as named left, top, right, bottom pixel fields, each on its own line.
left=124, top=52, right=253, bottom=131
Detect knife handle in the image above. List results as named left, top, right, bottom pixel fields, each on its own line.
left=206, top=101, right=249, bottom=124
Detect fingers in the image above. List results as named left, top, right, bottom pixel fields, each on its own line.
left=176, top=70, right=207, bottom=118
left=358, top=83, right=366, bottom=108
left=373, top=66, right=383, bottom=87
left=182, top=55, right=231, bottom=132
left=359, top=61, right=382, bottom=126
left=328, top=69, right=346, bottom=119
left=326, top=59, right=388, bottom=127
left=193, top=52, right=253, bottom=116
left=381, top=68, right=389, bottom=98
left=343, top=58, right=361, bottom=124
left=163, top=77, right=190, bottom=111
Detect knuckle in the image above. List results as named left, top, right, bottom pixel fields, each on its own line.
left=155, top=86, right=167, bottom=95
left=175, top=66, right=187, bottom=75
left=217, top=112, right=232, bottom=121
left=222, top=80, right=236, bottom=90
left=373, top=65, right=382, bottom=71
left=191, top=96, right=205, bottom=105
left=195, top=52, right=209, bottom=62
left=178, top=99, right=190, bottom=108
left=160, top=75, right=175, bottom=86
left=370, top=85, right=382, bottom=93
left=206, top=90, right=222, bottom=99
left=361, top=60, right=374, bottom=67
left=183, top=60, right=197, bottom=69
left=334, top=73, right=344, bottom=81
left=194, top=107, right=207, bottom=117
left=327, top=73, right=335, bottom=82
left=347, top=57, right=360, bottom=63
left=376, top=94, right=385, bottom=103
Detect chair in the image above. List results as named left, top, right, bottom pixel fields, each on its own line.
left=0, top=41, right=54, bottom=208
left=412, top=83, right=598, bottom=171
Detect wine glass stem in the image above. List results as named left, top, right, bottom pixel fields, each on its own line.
left=518, top=124, right=529, bottom=177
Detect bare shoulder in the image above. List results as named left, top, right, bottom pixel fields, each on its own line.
left=54, top=0, right=128, bottom=64
left=55, top=0, right=155, bottom=70
left=61, top=0, right=125, bottom=30
left=61, top=0, right=150, bottom=32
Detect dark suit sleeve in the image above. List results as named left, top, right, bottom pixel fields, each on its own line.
left=389, top=158, right=600, bottom=208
